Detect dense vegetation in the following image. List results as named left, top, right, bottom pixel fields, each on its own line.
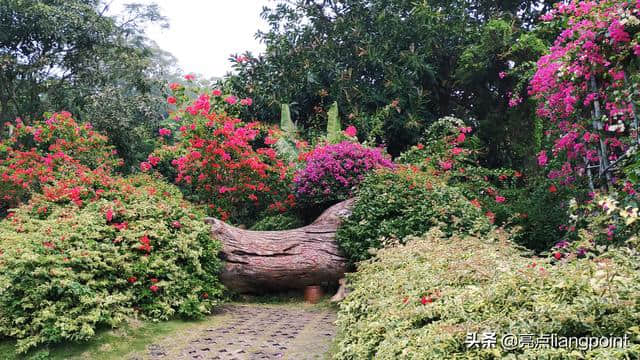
left=2, top=0, right=640, bottom=358
left=335, top=229, right=640, bottom=358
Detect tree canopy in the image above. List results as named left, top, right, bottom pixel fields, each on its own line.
left=225, top=0, right=555, bottom=166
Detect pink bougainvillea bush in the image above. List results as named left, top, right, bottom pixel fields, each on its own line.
left=527, top=0, right=640, bottom=256
left=0, top=112, right=123, bottom=214
left=144, top=77, right=294, bottom=224
left=529, top=0, right=640, bottom=187
left=293, top=140, right=394, bottom=205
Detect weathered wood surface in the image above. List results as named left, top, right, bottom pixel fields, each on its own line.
left=205, top=199, right=354, bottom=293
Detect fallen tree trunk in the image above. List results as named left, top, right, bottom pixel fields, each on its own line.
left=204, top=199, right=355, bottom=293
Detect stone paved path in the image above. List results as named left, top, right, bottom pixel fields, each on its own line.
left=128, top=304, right=337, bottom=360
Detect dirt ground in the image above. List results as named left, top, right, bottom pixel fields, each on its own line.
left=125, top=303, right=337, bottom=360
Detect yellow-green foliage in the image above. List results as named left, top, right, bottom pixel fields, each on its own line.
left=335, top=228, right=640, bottom=359
left=0, top=174, right=224, bottom=353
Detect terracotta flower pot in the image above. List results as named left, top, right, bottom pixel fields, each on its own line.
left=304, top=285, right=324, bottom=304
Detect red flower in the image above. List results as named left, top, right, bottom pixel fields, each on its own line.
left=470, top=199, right=482, bottom=208
left=150, top=285, right=159, bottom=293
left=150, top=278, right=159, bottom=283
left=172, top=220, right=181, bottom=229
left=212, top=89, right=222, bottom=96
left=549, top=185, right=557, bottom=193
left=202, top=293, right=209, bottom=299
left=495, top=196, right=506, bottom=203
left=485, top=211, right=495, bottom=223
left=167, top=96, right=177, bottom=104
left=553, top=252, right=563, bottom=260
left=184, top=74, right=195, bottom=81
left=128, top=276, right=137, bottom=284
left=420, top=296, right=433, bottom=305
left=456, top=133, right=466, bottom=143
left=416, top=144, right=424, bottom=150
left=113, top=222, right=128, bottom=231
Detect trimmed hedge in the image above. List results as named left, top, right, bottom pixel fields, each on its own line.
left=0, top=174, right=224, bottom=353
left=334, top=228, right=640, bottom=359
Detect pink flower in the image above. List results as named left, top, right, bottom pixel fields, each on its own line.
left=159, top=128, right=172, bottom=137
left=451, top=147, right=463, bottom=156
left=495, top=196, right=506, bottom=203
left=169, top=82, right=181, bottom=91
left=140, top=162, right=152, bottom=172
left=439, top=160, right=453, bottom=171
left=240, top=97, right=253, bottom=106
left=167, top=96, right=177, bottom=104
left=150, top=285, right=159, bottom=293
left=172, top=220, right=181, bottom=229
left=344, top=125, right=357, bottom=137
left=456, top=133, right=466, bottom=143
left=105, top=209, right=114, bottom=222
left=224, top=96, right=238, bottom=105
left=553, top=252, right=563, bottom=260
left=212, top=89, right=222, bottom=96
left=184, top=74, right=195, bottom=81
left=499, top=71, right=507, bottom=79
left=147, top=155, right=160, bottom=166
left=537, top=151, right=548, bottom=166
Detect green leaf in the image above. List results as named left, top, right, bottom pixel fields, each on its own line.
left=280, top=103, right=296, bottom=135
left=326, top=101, right=342, bottom=144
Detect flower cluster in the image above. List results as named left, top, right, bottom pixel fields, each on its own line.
left=0, top=112, right=121, bottom=212
left=146, top=81, right=293, bottom=223
left=530, top=0, right=640, bottom=186
left=293, top=141, right=394, bottom=205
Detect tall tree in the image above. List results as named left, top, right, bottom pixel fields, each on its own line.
left=0, top=0, right=176, bottom=170
left=225, top=0, right=555, bottom=165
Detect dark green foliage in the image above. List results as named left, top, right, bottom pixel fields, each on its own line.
left=0, top=0, right=176, bottom=170
left=249, top=213, right=304, bottom=231
left=336, top=169, right=491, bottom=263
left=225, top=0, right=555, bottom=164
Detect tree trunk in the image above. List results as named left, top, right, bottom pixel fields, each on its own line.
left=204, top=199, right=354, bottom=294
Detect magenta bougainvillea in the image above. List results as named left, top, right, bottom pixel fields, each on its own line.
left=294, top=141, right=394, bottom=204
left=529, top=0, right=640, bottom=187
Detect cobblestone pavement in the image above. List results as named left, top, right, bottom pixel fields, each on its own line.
left=127, top=304, right=337, bottom=360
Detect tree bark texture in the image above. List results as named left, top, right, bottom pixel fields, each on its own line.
left=205, top=199, right=354, bottom=293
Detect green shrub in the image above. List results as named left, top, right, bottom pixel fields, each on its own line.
left=0, top=174, right=224, bottom=353
left=336, top=169, right=491, bottom=263
left=250, top=213, right=304, bottom=231
left=335, top=229, right=640, bottom=359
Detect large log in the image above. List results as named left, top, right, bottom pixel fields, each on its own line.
left=204, top=199, right=355, bottom=293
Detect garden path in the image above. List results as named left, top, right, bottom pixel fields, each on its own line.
left=126, top=303, right=337, bottom=360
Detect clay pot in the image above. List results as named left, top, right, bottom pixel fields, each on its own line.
left=304, top=285, right=324, bottom=304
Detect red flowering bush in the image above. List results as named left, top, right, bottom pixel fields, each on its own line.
left=0, top=112, right=121, bottom=213
left=0, top=173, right=224, bottom=353
left=294, top=141, right=394, bottom=206
left=145, top=81, right=293, bottom=224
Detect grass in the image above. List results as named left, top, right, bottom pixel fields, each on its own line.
left=0, top=317, right=217, bottom=360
